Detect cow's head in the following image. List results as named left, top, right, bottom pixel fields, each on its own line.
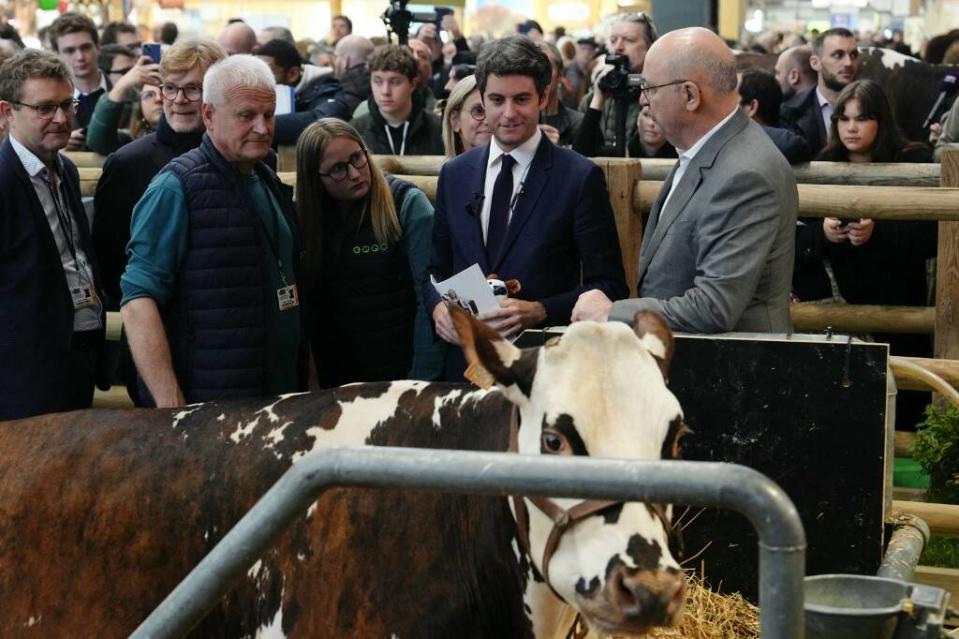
left=453, top=307, right=687, bottom=636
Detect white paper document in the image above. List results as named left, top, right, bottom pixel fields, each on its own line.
left=431, top=264, right=499, bottom=316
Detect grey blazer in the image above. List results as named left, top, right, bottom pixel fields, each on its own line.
left=610, top=109, right=797, bottom=333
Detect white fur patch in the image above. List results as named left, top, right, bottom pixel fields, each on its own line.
left=640, top=332, right=667, bottom=361
left=171, top=405, right=201, bottom=430
left=254, top=585, right=286, bottom=639
left=291, top=381, right=427, bottom=463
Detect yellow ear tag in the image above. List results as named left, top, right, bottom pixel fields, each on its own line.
left=464, top=360, right=496, bottom=389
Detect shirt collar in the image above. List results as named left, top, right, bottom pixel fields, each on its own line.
left=73, top=71, right=108, bottom=98
left=9, top=135, right=61, bottom=178
left=677, top=105, right=739, bottom=163
left=815, top=87, right=831, bottom=110
left=488, top=126, right=542, bottom=169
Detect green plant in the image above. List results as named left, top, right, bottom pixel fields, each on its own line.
left=912, top=402, right=959, bottom=504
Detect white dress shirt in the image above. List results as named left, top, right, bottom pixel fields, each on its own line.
left=658, top=106, right=739, bottom=219
left=816, top=88, right=833, bottom=141
left=480, top=127, right=541, bottom=243
left=10, top=136, right=101, bottom=331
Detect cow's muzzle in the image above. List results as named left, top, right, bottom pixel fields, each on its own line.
left=591, top=564, right=687, bottom=633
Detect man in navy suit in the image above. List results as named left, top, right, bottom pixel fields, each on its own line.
left=0, top=49, right=105, bottom=420
left=427, top=36, right=628, bottom=379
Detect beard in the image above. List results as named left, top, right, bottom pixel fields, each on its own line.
left=823, top=71, right=852, bottom=93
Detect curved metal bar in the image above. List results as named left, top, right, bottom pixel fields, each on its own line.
left=889, top=355, right=959, bottom=410
left=131, top=448, right=806, bottom=639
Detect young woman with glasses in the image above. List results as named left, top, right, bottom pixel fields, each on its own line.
left=296, top=118, right=445, bottom=387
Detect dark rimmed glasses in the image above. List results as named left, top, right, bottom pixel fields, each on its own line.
left=639, top=79, right=687, bottom=100
left=9, top=98, right=79, bottom=119
left=319, top=150, right=369, bottom=181
left=467, top=104, right=486, bottom=121
left=160, top=83, right=203, bottom=102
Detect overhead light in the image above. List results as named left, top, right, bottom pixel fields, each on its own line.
left=744, top=9, right=764, bottom=33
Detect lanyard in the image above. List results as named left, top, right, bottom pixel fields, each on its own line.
left=250, top=181, right=291, bottom=287
left=44, top=169, right=89, bottom=282
left=384, top=121, right=409, bottom=156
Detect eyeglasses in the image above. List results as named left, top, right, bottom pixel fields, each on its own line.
left=467, top=104, right=485, bottom=121
left=619, top=11, right=653, bottom=24
left=639, top=79, right=687, bottom=99
left=160, top=83, right=203, bottom=102
left=9, top=98, right=79, bottom=119
left=319, top=150, right=369, bottom=181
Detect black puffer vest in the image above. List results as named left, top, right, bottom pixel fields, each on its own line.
left=148, top=135, right=298, bottom=403
left=317, top=177, right=416, bottom=387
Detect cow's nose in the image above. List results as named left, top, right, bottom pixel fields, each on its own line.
left=608, top=566, right=686, bottom=624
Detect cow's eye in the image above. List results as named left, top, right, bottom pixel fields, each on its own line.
left=541, top=430, right=567, bottom=454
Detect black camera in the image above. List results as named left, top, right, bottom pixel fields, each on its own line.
left=598, top=54, right=643, bottom=101
left=382, top=0, right=436, bottom=45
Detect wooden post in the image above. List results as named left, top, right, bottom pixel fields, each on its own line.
left=594, top=158, right=644, bottom=297
left=936, top=150, right=959, bottom=360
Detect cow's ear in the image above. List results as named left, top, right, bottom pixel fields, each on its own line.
left=451, top=305, right=536, bottom=398
left=633, top=310, right=674, bottom=380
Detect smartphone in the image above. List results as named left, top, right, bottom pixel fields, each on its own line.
left=142, top=43, right=162, bottom=64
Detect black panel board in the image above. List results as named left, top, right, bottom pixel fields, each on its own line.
left=516, top=330, right=889, bottom=602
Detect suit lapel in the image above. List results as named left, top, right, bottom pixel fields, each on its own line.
left=639, top=109, right=750, bottom=280
left=637, top=160, right=679, bottom=283
left=491, top=136, right=552, bottom=271
left=464, top=146, right=491, bottom=273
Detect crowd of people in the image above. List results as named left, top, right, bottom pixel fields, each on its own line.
left=0, top=10, right=946, bottom=425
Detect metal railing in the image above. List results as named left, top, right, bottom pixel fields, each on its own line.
left=131, top=448, right=806, bottom=639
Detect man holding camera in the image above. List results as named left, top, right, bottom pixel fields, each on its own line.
left=577, top=12, right=658, bottom=156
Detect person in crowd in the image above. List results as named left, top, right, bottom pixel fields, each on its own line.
left=739, top=68, right=811, bottom=164
left=561, top=36, right=598, bottom=109
left=775, top=45, right=816, bottom=103
left=815, top=79, right=934, bottom=426
left=218, top=21, right=257, bottom=55
left=573, top=27, right=797, bottom=334
left=100, top=21, right=140, bottom=53
left=0, top=23, right=25, bottom=50
left=310, top=45, right=335, bottom=69
left=579, top=12, right=658, bottom=156
left=296, top=118, right=444, bottom=386
left=443, top=61, right=475, bottom=94
left=933, top=90, right=959, bottom=160
left=630, top=106, right=676, bottom=158
left=255, top=38, right=350, bottom=146
left=49, top=12, right=108, bottom=148
left=157, top=21, right=178, bottom=46
left=93, top=39, right=227, bottom=404
left=429, top=36, right=627, bottom=379
left=257, top=26, right=294, bottom=47
left=121, top=55, right=302, bottom=407
left=556, top=35, right=576, bottom=65
left=537, top=41, right=582, bottom=147
left=517, top=19, right=545, bottom=43
left=329, top=15, right=352, bottom=47
left=0, top=49, right=106, bottom=420
left=86, top=48, right=162, bottom=154
left=354, top=39, right=437, bottom=119
left=781, top=28, right=861, bottom=157
left=352, top=45, right=444, bottom=156
left=441, top=74, right=491, bottom=157
left=333, top=34, right=374, bottom=115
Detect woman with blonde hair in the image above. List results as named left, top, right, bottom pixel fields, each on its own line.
left=441, top=74, right=492, bottom=157
left=296, top=118, right=445, bottom=386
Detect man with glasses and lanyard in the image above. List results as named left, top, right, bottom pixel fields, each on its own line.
left=0, top=49, right=106, bottom=419
left=573, top=28, right=797, bottom=334
left=93, top=39, right=227, bottom=405
left=120, top=55, right=303, bottom=408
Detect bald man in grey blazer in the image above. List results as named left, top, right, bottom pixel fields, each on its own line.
left=573, top=27, right=797, bottom=333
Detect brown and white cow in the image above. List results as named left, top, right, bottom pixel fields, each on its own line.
left=0, top=309, right=686, bottom=638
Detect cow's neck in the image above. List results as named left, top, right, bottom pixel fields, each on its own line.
left=524, top=577, right=574, bottom=638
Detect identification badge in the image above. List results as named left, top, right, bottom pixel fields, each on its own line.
left=71, top=284, right=97, bottom=310
left=276, top=284, right=299, bottom=311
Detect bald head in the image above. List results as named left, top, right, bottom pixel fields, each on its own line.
left=647, top=27, right=737, bottom=95
left=641, top=28, right=740, bottom=150
left=334, top=34, right=374, bottom=71
left=218, top=22, right=257, bottom=56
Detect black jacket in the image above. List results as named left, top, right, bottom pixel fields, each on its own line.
left=352, top=90, right=444, bottom=156
left=0, top=139, right=106, bottom=419
left=93, top=115, right=204, bottom=304
left=780, top=88, right=828, bottom=157
left=274, top=69, right=352, bottom=146
left=540, top=102, right=584, bottom=148
left=763, top=125, right=812, bottom=165
left=336, top=64, right=372, bottom=118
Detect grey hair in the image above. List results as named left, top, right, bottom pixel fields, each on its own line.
left=202, top=54, right=275, bottom=107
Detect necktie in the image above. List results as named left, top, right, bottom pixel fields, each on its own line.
left=486, top=154, right=515, bottom=263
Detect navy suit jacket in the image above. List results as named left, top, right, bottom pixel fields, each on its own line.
left=780, top=88, right=828, bottom=157
left=0, top=139, right=105, bottom=420
left=428, top=136, right=628, bottom=377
